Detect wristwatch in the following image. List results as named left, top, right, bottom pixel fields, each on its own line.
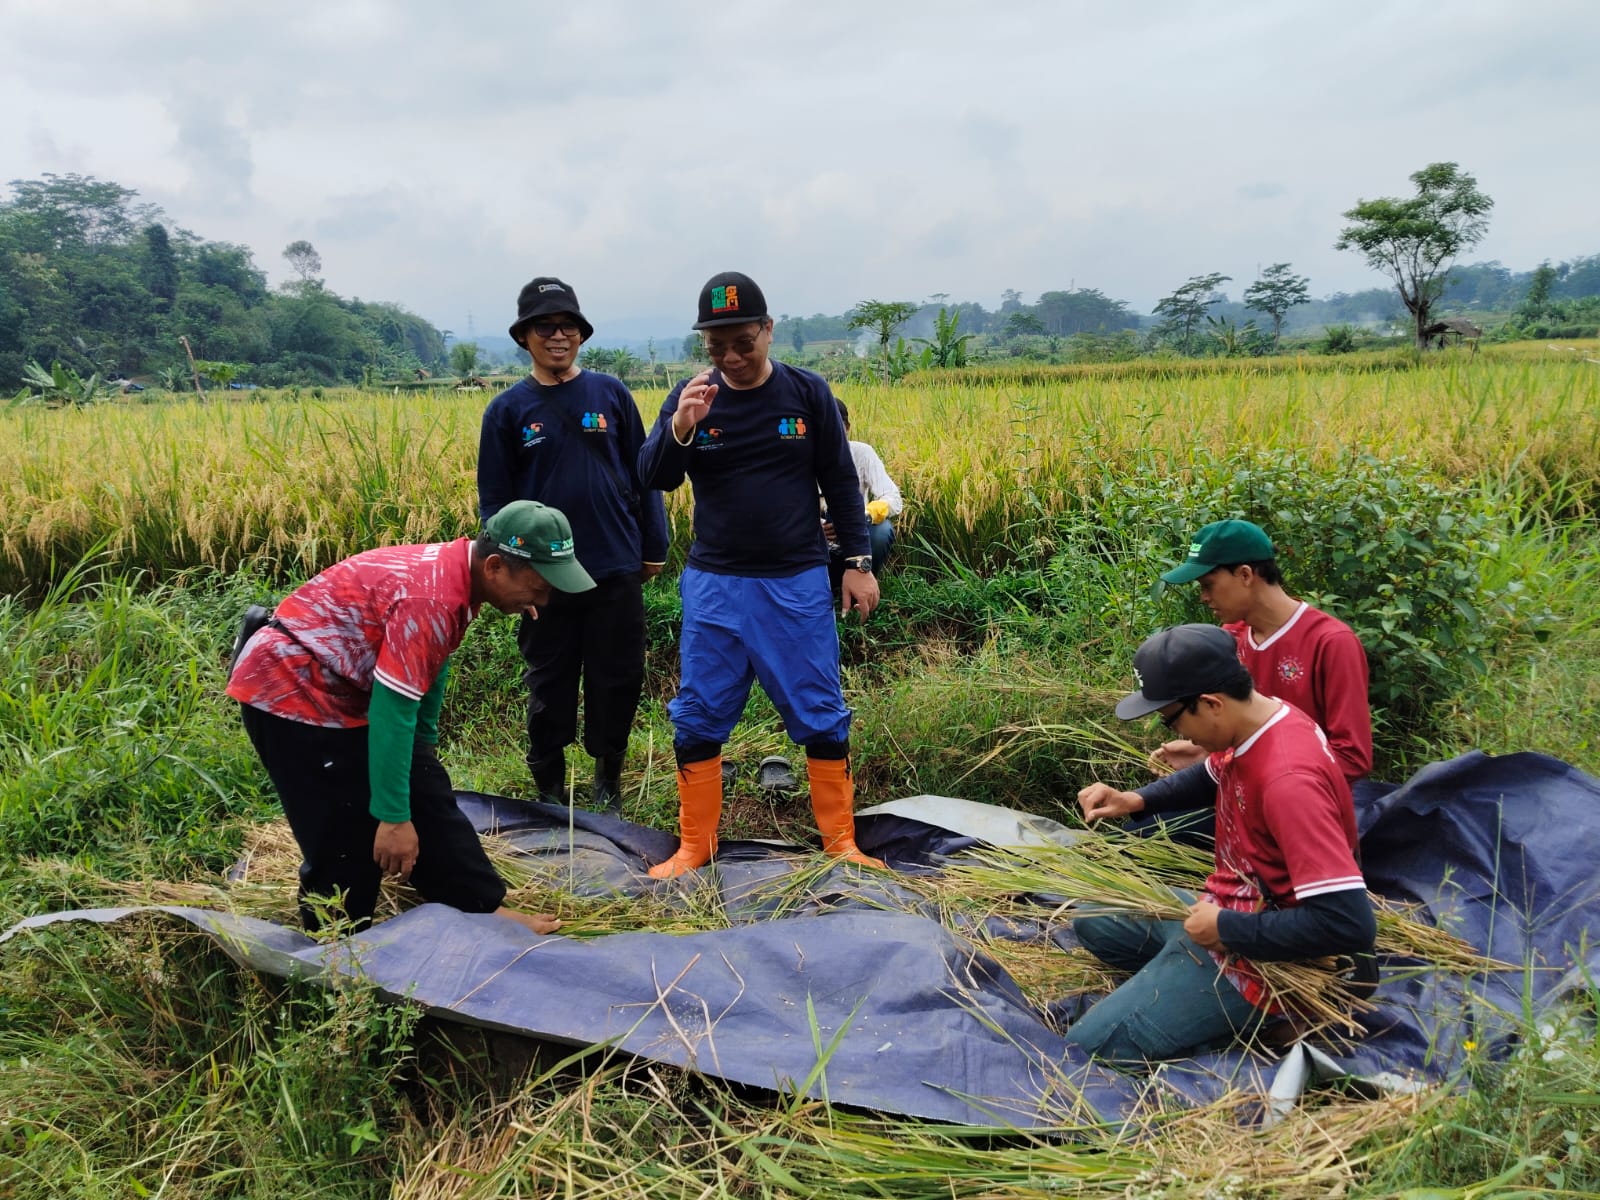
left=844, top=555, right=873, bottom=574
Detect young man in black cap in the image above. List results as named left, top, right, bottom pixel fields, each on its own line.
left=227, top=501, right=597, bottom=935
left=1067, top=623, right=1376, bottom=1061
left=1153, top=519, right=1372, bottom=784
left=637, top=271, right=882, bottom=877
left=478, top=277, right=668, bottom=813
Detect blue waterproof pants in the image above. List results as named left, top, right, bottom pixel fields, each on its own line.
left=668, top=565, right=850, bottom=749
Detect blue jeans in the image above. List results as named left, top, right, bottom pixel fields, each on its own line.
left=1064, top=900, right=1263, bottom=1062
left=867, top=517, right=894, bottom=575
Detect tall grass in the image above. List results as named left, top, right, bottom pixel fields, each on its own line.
left=4, top=346, right=1600, bottom=1196
left=3, top=347, right=1596, bottom=592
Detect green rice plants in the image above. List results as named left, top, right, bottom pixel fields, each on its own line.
left=0, top=561, right=270, bottom=866
left=0, top=917, right=421, bottom=1198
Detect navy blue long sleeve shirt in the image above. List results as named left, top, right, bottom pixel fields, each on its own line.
left=637, top=362, right=869, bottom=577
left=478, top=371, right=669, bottom=582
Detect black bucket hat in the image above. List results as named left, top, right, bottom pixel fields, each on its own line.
left=508, top=277, right=594, bottom=344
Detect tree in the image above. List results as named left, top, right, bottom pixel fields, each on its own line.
left=1242, top=263, right=1310, bottom=349
left=1519, top=261, right=1558, bottom=320
left=449, top=341, right=481, bottom=377
left=1034, top=288, right=1136, bottom=337
left=1152, top=273, right=1231, bottom=355
left=1004, top=311, right=1045, bottom=339
left=282, top=239, right=323, bottom=285
left=142, top=223, right=179, bottom=308
left=1335, top=162, right=1494, bottom=350
left=846, top=300, right=918, bottom=357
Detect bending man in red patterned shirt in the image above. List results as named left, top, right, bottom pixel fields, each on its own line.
left=1068, top=624, right=1377, bottom=1062
left=226, top=501, right=596, bottom=935
left=1152, top=519, right=1373, bottom=784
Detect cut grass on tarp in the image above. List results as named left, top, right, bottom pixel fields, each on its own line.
left=921, top=835, right=1515, bottom=1036
left=91, top=815, right=1509, bottom=1040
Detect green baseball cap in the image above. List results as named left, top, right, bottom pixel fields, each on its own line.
left=1160, top=519, right=1276, bottom=584
left=483, top=501, right=596, bottom=593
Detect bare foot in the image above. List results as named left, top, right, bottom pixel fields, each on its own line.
left=495, top=906, right=562, bottom=934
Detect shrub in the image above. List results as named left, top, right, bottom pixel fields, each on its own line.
left=1090, top=448, right=1547, bottom=740
left=1322, top=324, right=1358, bottom=354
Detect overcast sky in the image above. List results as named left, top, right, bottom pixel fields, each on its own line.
left=3, top=0, right=1596, bottom=341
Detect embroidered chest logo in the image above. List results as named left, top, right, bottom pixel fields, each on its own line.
left=695, top=427, right=725, bottom=450
left=581, top=412, right=608, bottom=431
left=521, top=422, right=545, bottom=447
left=777, top=417, right=808, bottom=440
left=1276, top=657, right=1305, bottom=684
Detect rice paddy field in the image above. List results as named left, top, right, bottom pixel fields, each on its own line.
left=2, top=342, right=1599, bottom=1196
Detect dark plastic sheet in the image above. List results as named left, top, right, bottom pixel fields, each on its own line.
left=6, top=751, right=1597, bottom=1127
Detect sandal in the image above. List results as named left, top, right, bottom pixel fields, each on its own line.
left=757, top=755, right=797, bottom=793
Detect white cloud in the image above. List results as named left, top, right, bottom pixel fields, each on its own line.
left=1, top=0, right=1596, bottom=332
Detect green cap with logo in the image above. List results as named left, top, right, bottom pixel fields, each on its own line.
left=1161, top=519, right=1276, bottom=584
left=483, top=501, right=596, bottom=593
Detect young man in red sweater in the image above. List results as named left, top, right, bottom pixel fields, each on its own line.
left=1153, top=519, right=1372, bottom=784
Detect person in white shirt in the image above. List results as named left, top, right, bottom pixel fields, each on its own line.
left=823, top=400, right=903, bottom=586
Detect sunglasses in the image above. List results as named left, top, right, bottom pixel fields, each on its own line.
left=527, top=320, right=582, bottom=338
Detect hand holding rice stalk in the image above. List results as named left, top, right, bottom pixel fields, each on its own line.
left=940, top=835, right=1510, bottom=1035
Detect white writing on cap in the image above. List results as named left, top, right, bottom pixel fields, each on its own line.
left=538, top=283, right=565, bottom=293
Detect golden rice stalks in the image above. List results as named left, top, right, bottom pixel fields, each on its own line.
left=929, top=835, right=1513, bottom=1035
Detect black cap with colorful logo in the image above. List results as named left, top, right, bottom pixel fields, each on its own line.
left=508, top=276, right=595, bottom=344
left=483, top=501, right=596, bottom=593
left=693, top=271, right=768, bottom=329
left=1114, top=624, right=1247, bottom=720
left=1160, top=519, right=1276, bottom=584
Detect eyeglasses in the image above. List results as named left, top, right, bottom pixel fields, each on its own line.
left=704, top=326, right=768, bottom=359
left=528, top=320, right=582, bottom=338
left=1159, top=697, right=1200, bottom=730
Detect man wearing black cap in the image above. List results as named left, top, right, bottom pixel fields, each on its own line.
left=1065, top=624, right=1376, bottom=1062
left=637, top=271, right=881, bottom=877
left=227, top=501, right=597, bottom=935
left=479, top=277, right=668, bottom=813
left=1154, top=519, right=1372, bottom=784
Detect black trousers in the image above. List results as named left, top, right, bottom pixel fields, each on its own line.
left=239, top=704, right=507, bottom=931
left=517, top=572, right=646, bottom=765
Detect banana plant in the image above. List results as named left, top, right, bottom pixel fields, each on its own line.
left=17, top=360, right=112, bottom=407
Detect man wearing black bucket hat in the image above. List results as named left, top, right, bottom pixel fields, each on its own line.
left=637, top=271, right=881, bottom=877
left=1064, top=624, right=1376, bottom=1062
left=227, top=501, right=596, bottom=935
left=479, top=277, right=668, bottom=814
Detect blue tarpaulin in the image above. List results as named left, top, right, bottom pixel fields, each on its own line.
left=5, top=751, right=1597, bottom=1127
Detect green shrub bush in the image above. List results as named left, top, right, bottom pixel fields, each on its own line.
left=1085, top=448, right=1546, bottom=738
